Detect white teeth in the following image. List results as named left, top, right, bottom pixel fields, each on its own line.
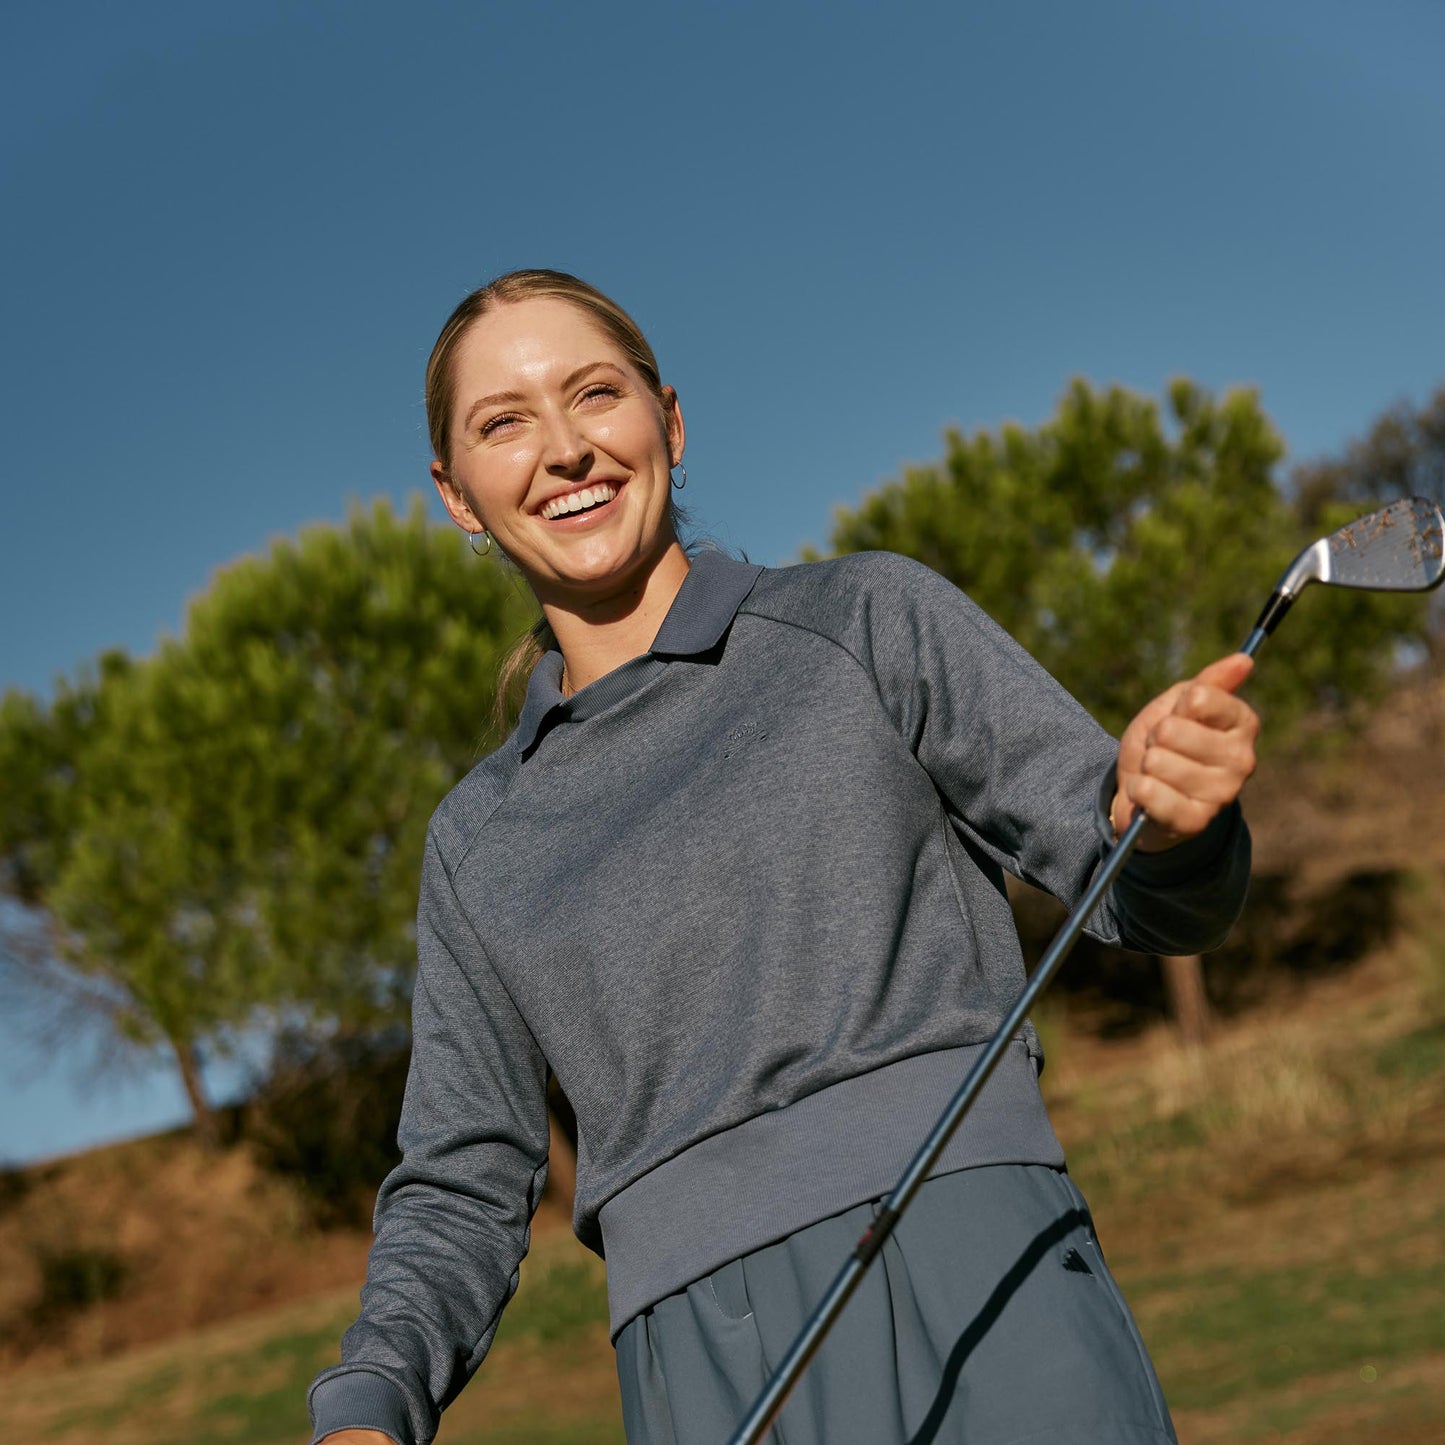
left=543, top=484, right=617, bottom=520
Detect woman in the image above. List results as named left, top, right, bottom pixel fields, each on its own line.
left=307, top=271, right=1257, bottom=1445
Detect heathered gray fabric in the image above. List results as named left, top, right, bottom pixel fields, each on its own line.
left=307, top=551, right=1249, bottom=1445
left=615, top=1165, right=1177, bottom=1445
left=599, top=1041, right=1064, bottom=1333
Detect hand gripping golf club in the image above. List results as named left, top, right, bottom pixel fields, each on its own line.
left=728, top=495, right=1445, bottom=1445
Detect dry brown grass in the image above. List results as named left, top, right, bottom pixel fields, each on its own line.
left=0, top=1288, right=357, bottom=1443
left=0, top=1133, right=369, bottom=1370
left=3, top=671, right=1443, bottom=1437
left=0, top=1230, right=622, bottom=1445
left=1173, top=1351, right=1445, bottom=1445
left=1246, top=668, right=1445, bottom=886
left=0, top=1121, right=578, bottom=1375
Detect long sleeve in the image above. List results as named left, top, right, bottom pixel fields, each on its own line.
left=840, top=553, right=1251, bottom=954
left=307, top=827, right=551, bottom=1445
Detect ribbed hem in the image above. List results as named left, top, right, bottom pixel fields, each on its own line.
left=308, top=1369, right=414, bottom=1445
left=598, top=1041, right=1064, bottom=1336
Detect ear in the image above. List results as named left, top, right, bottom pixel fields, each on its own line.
left=432, top=460, right=482, bottom=534
left=661, top=386, right=686, bottom=468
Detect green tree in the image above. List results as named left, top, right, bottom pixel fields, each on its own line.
left=822, top=378, right=1431, bottom=1043
left=0, top=498, right=532, bottom=1142
left=1292, top=383, right=1445, bottom=657
left=824, top=377, right=1423, bottom=738
left=1293, top=383, right=1445, bottom=524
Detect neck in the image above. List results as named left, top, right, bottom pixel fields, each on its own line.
left=544, top=542, right=691, bottom=695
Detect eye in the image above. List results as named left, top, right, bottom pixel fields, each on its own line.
left=578, top=383, right=620, bottom=404
left=479, top=412, right=521, bottom=439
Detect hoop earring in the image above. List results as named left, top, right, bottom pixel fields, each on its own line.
left=671, top=463, right=687, bottom=491
left=469, top=530, right=493, bottom=557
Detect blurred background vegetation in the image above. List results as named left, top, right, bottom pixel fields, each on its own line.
left=1, top=380, right=1443, bottom=1442
left=3, top=377, right=1439, bottom=1147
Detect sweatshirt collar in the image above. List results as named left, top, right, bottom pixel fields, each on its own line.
left=513, top=551, right=764, bottom=755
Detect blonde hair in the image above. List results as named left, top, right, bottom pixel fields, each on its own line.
left=425, top=269, right=669, bottom=469
left=424, top=270, right=680, bottom=733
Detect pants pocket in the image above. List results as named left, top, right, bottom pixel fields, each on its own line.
left=1053, top=1171, right=1177, bottom=1442
left=707, top=1256, right=755, bottom=1322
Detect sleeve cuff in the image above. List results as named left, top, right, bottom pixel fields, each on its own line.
left=1093, top=762, right=1242, bottom=887
left=308, top=1370, right=415, bottom=1445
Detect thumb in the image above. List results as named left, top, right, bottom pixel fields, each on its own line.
left=1189, top=652, right=1254, bottom=697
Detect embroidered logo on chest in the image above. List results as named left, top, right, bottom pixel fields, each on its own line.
left=722, top=721, right=769, bottom=759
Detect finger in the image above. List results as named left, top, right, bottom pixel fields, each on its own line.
left=1172, top=651, right=1254, bottom=720
left=1138, top=745, right=1253, bottom=805
left=1118, top=680, right=1188, bottom=759
left=1191, top=652, right=1254, bottom=696
left=1126, top=771, right=1231, bottom=840
left=1147, top=712, right=1259, bottom=767
left=1170, top=681, right=1262, bottom=733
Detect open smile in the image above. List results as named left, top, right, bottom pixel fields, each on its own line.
left=540, top=483, right=621, bottom=522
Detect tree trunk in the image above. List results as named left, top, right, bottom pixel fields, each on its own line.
left=1160, top=954, right=1212, bottom=1046
left=171, top=1036, right=220, bottom=1148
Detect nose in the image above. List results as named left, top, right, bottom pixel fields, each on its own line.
left=540, top=409, right=594, bottom=479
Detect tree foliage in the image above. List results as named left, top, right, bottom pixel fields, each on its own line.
left=0, top=498, right=532, bottom=1136
left=1292, top=384, right=1445, bottom=655
left=1292, top=383, right=1445, bottom=525
left=243, top=1025, right=412, bottom=1226
left=824, top=378, right=1428, bottom=739
left=824, top=378, right=1437, bottom=1041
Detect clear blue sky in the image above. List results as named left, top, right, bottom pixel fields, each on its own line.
left=3, top=0, right=1443, bottom=1163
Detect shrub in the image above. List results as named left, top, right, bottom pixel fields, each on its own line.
left=243, top=1028, right=411, bottom=1228
left=29, top=1244, right=128, bottom=1327
left=0, top=1163, right=31, bottom=1216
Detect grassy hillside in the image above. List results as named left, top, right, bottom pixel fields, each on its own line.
left=1044, top=943, right=1445, bottom=1442
left=0, top=1237, right=623, bottom=1445
left=3, top=919, right=1442, bottom=1443
left=2, top=675, right=1443, bottom=1441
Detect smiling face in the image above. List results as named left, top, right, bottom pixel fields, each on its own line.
left=432, top=296, right=685, bottom=610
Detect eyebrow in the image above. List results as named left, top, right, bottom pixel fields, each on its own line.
left=462, top=361, right=626, bottom=434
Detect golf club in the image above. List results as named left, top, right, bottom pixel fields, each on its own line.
left=727, top=494, right=1445, bottom=1445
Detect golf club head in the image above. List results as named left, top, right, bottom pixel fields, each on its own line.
left=1244, top=496, right=1445, bottom=654
left=1278, top=495, right=1445, bottom=598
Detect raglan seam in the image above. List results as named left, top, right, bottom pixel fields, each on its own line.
left=438, top=743, right=527, bottom=879
left=737, top=588, right=1098, bottom=894
left=734, top=601, right=919, bottom=758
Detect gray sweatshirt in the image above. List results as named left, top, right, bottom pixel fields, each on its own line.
left=308, top=551, right=1250, bottom=1445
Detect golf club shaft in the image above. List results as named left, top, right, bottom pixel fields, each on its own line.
left=1242, top=596, right=1289, bottom=658
left=729, top=628, right=1279, bottom=1445
left=728, top=805, right=1152, bottom=1445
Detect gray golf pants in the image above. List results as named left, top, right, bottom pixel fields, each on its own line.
left=615, top=1163, right=1177, bottom=1445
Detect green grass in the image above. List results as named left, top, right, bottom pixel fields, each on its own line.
left=4, top=972, right=1443, bottom=1445
left=5, top=1252, right=623, bottom=1445
left=1065, top=1106, right=1209, bottom=1197
left=190, top=1318, right=358, bottom=1444
left=493, top=1259, right=610, bottom=1347
left=1139, top=1241, right=1445, bottom=1411
left=1375, top=1020, right=1445, bottom=1082
left=30, top=1310, right=356, bottom=1444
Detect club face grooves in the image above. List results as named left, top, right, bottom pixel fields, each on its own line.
left=1319, top=495, right=1445, bottom=593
